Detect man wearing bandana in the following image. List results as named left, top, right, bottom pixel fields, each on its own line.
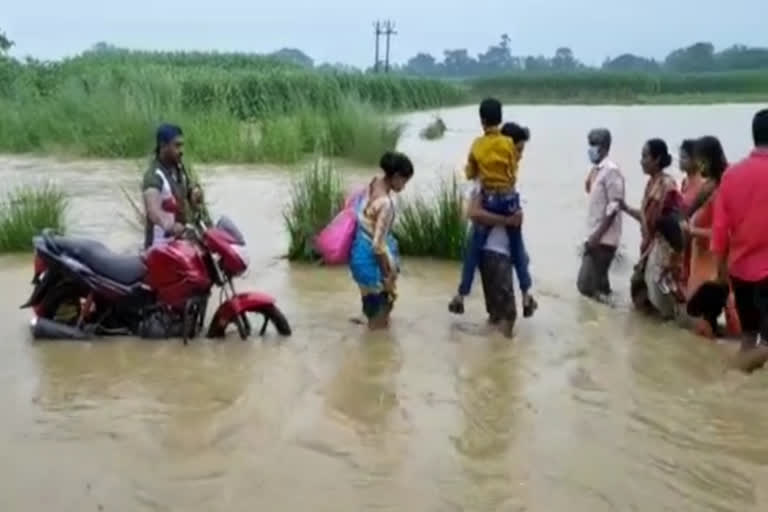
left=141, top=124, right=206, bottom=248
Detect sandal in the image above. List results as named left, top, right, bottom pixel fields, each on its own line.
left=523, top=296, right=538, bottom=318
left=448, top=296, right=465, bottom=315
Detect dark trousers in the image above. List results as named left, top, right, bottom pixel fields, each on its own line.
left=731, top=276, right=768, bottom=342
left=458, top=191, right=532, bottom=296
left=577, top=244, right=617, bottom=298
left=479, top=250, right=517, bottom=324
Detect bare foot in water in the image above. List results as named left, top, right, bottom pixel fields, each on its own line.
left=499, top=319, right=515, bottom=339
left=732, top=338, right=768, bottom=373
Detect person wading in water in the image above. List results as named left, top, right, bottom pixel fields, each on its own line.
left=142, top=124, right=206, bottom=249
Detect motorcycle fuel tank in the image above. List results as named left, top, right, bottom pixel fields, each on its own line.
left=144, top=240, right=212, bottom=308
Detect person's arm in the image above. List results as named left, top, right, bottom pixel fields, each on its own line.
left=371, top=198, right=395, bottom=279
left=467, top=192, right=522, bottom=227
left=711, top=178, right=731, bottom=282
left=143, top=189, right=178, bottom=234
left=685, top=181, right=716, bottom=219
left=688, top=226, right=712, bottom=239
left=142, top=171, right=182, bottom=235
left=621, top=201, right=642, bottom=222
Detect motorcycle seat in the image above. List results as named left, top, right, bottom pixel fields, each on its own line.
left=48, top=235, right=147, bottom=285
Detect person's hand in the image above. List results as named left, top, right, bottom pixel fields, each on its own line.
left=170, top=222, right=185, bottom=237
left=680, top=220, right=690, bottom=235
left=506, top=210, right=523, bottom=227
left=383, top=272, right=397, bottom=292
left=585, top=234, right=600, bottom=251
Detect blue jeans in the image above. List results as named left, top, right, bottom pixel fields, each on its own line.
left=457, top=191, right=532, bottom=296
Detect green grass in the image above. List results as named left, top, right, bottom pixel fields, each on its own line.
left=468, top=70, right=768, bottom=104
left=420, top=116, right=447, bottom=140
left=0, top=183, right=68, bottom=253
left=0, top=54, right=465, bottom=164
left=284, top=158, right=345, bottom=261
left=394, top=176, right=468, bottom=260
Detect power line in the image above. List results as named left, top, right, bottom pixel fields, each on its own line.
left=373, top=20, right=397, bottom=73
left=373, top=21, right=382, bottom=73
left=383, top=20, right=397, bottom=73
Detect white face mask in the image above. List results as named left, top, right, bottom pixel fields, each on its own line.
left=588, top=145, right=602, bottom=164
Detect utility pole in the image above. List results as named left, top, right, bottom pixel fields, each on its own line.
left=373, top=21, right=382, bottom=72
left=383, top=20, right=397, bottom=73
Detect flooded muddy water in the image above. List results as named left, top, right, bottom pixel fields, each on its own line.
left=2, top=104, right=768, bottom=511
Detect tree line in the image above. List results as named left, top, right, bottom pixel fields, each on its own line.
left=4, top=28, right=768, bottom=77
left=400, top=36, right=768, bottom=76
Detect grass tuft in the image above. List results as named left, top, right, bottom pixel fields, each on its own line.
left=394, top=176, right=468, bottom=260
left=284, top=158, right=345, bottom=261
left=0, top=183, right=68, bottom=253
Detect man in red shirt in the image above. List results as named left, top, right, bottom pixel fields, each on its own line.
left=712, top=109, right=768, bottom=350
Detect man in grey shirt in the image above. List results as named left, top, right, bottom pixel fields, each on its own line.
left=577, top=128, right=625, bottom=301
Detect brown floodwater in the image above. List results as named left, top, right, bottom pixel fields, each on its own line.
left=2, top=104, right=768, bottom=511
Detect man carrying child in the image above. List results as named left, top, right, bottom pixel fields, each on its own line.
left=448, top=98, right=537, bottom=320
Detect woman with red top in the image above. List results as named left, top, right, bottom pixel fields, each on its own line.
left=678, top=139, right=705, bottom=285
left=683, top=136, right=742, bottom=338
left=621, top=139, right=685, bottom=319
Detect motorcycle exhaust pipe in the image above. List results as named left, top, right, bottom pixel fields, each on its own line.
left=30, top=317, right=90, bottom=340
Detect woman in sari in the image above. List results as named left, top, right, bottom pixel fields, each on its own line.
left=679, top=139, right=705, bottom=286
left=622, top=139, right=684, bottom=319
left=683, top=136, right=742, bottom=338
left=349, top=151, right=414, bottom=329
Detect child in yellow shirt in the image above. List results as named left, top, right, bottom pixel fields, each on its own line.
left=449, top=98, right=537, bottom=319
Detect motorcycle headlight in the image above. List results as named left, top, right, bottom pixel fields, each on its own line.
left=231, top=244, right=250, bottom=272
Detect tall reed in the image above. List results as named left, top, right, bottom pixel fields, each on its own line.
left=0, top=183, right=68, bottom=253
left=394, top=176, right=467, bottom=260
left=283, top=158, right=345, bottom=261
left=0, top=55, right=465, bottom=163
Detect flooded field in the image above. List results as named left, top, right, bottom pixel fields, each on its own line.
left=1, top=104, right=768, bottom=511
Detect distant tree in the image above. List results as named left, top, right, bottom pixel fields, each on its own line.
left=524, top=55, right=552, bottom=72
left=270, top=48, right=314, bottom=68
left=85, top=41, right=121, bottom=55
left=477, top=33, right=517, bottom=73
left=664, top=42, right=715, bottom=72
left=602, top=53, right=660, bottom=72
left=551, top=47, right=579, bottom=71
left=443, top=49, right=477, bottom=76
left=403, top=52, right=439, bottom=75
left=0, top=30, right=13, bottom=53
left=716, top=44, right=768, bottom=71
left=318, top=62, right=361, bottom=73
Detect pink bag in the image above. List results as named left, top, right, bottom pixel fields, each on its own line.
left=314, top=187, right=366, bottom=265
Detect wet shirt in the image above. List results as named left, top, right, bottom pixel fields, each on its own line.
left=465, top=127, right=520, bottom=192
left=469, top=182, right=510, bottom=256
left=585, top=158, right=625, bottom=247
left=712, top=149, right=768, bottom=282
left=141, top=159, right=190, bottom=248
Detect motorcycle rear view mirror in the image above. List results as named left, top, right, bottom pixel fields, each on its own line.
left=215, top=216, right=246, bottom=246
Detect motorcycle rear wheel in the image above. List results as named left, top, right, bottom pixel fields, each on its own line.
left=38, top=283, right=83, bottom=324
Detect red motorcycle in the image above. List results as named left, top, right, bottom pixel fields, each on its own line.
left=21, top=217, right=291, bottom=342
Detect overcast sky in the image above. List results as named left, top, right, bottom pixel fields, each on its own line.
left=4, top=0, right=765, bottom=67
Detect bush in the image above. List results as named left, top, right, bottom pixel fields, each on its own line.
left=420, top=116, right=447, bottom=140
left=394, top=176, right=467, bottom=260
left=0, top=183, right=68, bottom=253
